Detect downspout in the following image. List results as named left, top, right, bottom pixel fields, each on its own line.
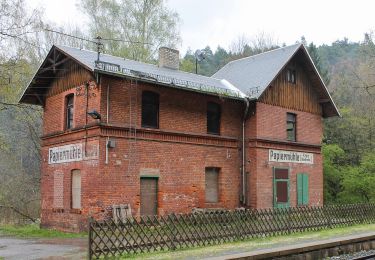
left=242, top=97, right=250, bottom=205
left=84, top=81, right=89, bottom=157
left=105, top=84, right=110, bottom=165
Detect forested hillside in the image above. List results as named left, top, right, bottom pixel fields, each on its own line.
left=0, top=0, right=374, bottom=221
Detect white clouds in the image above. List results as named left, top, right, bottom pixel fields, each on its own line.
left=28, top=0, right=375, bottom=53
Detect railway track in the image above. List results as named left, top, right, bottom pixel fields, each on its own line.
left=351, top=252, right=375, bottom=260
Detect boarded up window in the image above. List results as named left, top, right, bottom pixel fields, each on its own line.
left=53, top=171, right=64, bottom=208
left=205, top=168, right=219, bottom=203
left=207, top=102, right=221, bottom=135
left=297, top=173, right=309, bottom=205
left=142, top=91, right=159, bottom=128
left=71, top=170, right=81, bottom=209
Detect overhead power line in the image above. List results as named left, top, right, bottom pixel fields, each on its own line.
left=43, top=28, right=153, bottom=45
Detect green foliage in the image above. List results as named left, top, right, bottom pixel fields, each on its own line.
left=307, top=42, right=330, bottom=85
left=0, top=224, right=87, bottom=238
left=322, top=144, right=345, bottom=203
left=79, top=0, right=180, bottom=62
left=323, top=143, right=375, bottom=204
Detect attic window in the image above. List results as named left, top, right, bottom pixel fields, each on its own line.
left=287, top=69, right=296, bottom=84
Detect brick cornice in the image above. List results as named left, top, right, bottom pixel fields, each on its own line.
left=248, top=137, right=321, bottom=153
left=101, top=124, right=239, bottom=148
left=41, top=124, right=239, bottom=148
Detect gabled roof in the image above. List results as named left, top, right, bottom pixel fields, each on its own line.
left=20, top=44, right=339, bottom=117
left=19, top=45, right=245, bottom=105
left=213, top=44, right=340, bottom=117
left=213, top=44, right=301, bottom=98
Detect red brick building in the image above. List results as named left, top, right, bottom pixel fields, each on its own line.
left=20, top=44, right=339, bottom=232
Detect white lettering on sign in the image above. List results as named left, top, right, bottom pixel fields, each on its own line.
left=269, top=149, right=314, bottom=164
left=49, top=143, right=83, bottom=164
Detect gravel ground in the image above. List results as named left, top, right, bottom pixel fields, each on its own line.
left=330, top=249, right=375, bottom=259
left=0, top=237, right=87, bottom=260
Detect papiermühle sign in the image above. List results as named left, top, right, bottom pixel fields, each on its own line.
left=48, top=143, right=83, bottom=164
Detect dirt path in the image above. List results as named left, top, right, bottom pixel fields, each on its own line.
left=0, top=237, right=87, bottom=260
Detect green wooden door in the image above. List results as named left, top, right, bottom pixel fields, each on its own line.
left=297, top=174, right=309, bottom=206
left=273, top=168, right=290, bottom=208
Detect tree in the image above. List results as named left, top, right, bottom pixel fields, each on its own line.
left=79, top=0, right=180, bottom=61
left=307, top=42, right=330, bottom=85
left=0, top=0, right=43, bottom=222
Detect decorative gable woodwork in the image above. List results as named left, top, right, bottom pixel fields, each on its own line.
left=259, top=58, right=322, bottom=115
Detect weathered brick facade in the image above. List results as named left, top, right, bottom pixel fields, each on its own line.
left=20, top=44, right=338, bottom=232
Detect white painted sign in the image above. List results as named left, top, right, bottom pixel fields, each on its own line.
left=269, top=149, right=314, bottom=164
left=49, top=143, right=83, bottom=164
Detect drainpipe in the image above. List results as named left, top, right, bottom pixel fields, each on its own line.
left=242, top=97, right=250, bottom=205
left=105, top=84, right=110, bottom=165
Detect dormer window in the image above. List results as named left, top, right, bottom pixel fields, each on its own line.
left=287, top=69, right=296, bottom=84
left=66, top=94, right=74, bottom=130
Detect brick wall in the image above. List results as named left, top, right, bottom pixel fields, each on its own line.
left=245, top=102, right=323, bottom=208
left=40, top=70, right=325, bottom=232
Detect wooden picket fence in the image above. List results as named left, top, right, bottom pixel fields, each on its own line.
left=88, top=204, right=375, bottom=259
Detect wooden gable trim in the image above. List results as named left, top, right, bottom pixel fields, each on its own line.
left=257, top=45, right=340, bottom=117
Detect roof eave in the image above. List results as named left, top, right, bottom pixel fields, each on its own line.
left=300, top=45, right=341, bottom=118
left=94, top=68, right=245, bottom=101
left=19, top=45, right=95, bottom=106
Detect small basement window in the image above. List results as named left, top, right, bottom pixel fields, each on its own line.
left=66, top=94, right=74, bottom=129
left=207, top=102, right=221, bottom=135
left=287, top=68, right=296, bottom=84
left=142, top=91, right=159, bottom=128
left=286, top=113, right=296, bottom=141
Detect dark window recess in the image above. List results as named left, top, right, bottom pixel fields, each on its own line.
left=205, top=168, right=219, bottom=203
left=207, top=102, right=221, bottom=135
left=66, top=94, right=74, bottom=129
left=287, top=69, right=296, bottom=84
left=142, top=91, right=159, bottom=128
left=286, top=113, right=296, bottom=141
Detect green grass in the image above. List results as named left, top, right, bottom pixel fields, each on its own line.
left=0, top=224, right=87, bottom=238
left=116, top=224, right=375, bottom=259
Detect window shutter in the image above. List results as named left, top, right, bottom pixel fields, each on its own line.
left=302, top=174, right=309, bottom=205
left=297, top=173, right=309, bottom=206
left=297, top=174, right=303, bottom=205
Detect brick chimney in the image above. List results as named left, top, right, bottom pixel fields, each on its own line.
left=158, top=47, right=179, bottom=70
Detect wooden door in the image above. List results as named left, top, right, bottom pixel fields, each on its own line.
left=273, top=168, right=290, bottom=208
left=140, top=178, right=158, bottom=216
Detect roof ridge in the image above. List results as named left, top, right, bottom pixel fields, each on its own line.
left=225, top=43, right=302, bottom=66
left=55, top=44, right=227, bottom=83
left=55, top=44, right=160, bottom=68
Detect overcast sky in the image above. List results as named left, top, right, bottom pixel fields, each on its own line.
left=28, top=0, right=375, bottom=53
